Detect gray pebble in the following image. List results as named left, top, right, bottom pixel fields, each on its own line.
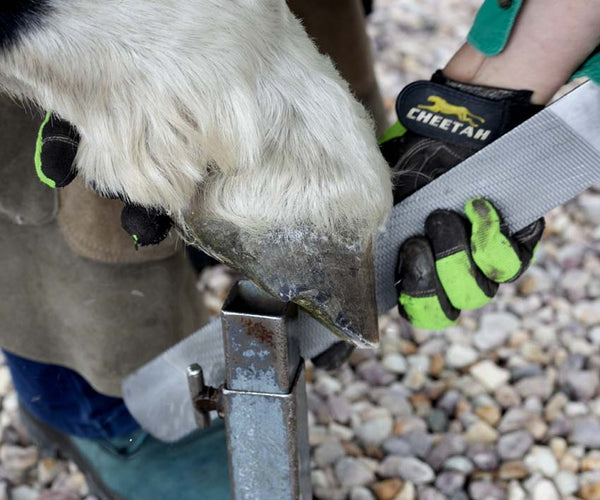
left=472, top=394, right=496, bottom=408
left=377, top=456, right=434, bottom=484
left=515, top=376, right=553, bottom=400
left=314, top=487, right=349, bottom=500
left=467, top=443, right=499, bottom=471
left=555, top=470, right=579, bottom=497
left=589, top=355, right=600, bottom=372
left=532, top=478, right=560, bottom=500
left=382, top=437, right=413, bottom=457
left=314, top=440, right=345, bottom=468
left=311, top=470, right=330, bottom=489
left=524, top=446, right=558, bottom=477
left=0, top=445, right=38, bottom=472
left=404, top=367, right=427, bottom=391
left=560, top=354, right=587, bottom=373
left=523, top=396, right=543, bottom=415
left=350, top=486, right=376, bottom=500
left=580, top=470, right=600, bottom=485
left=327, top=395, right=353, bottom=424
left=519, top=265, right=553, bottom=294
left=357, top=360, right=396, bottom=386
left=343, top=381, right=370, bottom=402
left=445, top=345, right=478, bottom=368
left=427, top=409, right=448, bottom=433
left=547, top=417, right=572, bottom=438
left=377, top=455, right=404, bottom=478
left=510, top=365, right=543, bottom=383
left=314, top=372, right=342, bottom=396
left=0, top=426, right=21, bottom=447
left=400, top=417, right=428, bottom=434
left=497, top=430, right=534, bottom=460
left=579, top=192, right=600, bottom=225
left=408, top=355, right=430, bottom=372
left=9, top=486, right=38, bottom=500
left=574, top=300, right=600, bottom=325
left=356, top=415, right=393, bottom=447
left=443, top=456, right=474, bottom=475
left=377, top=393, right=413, bottom=417
left=449, top=492, right=469, bottom=500
left=436, top=390, right=461, bottom=415
left=565, top=401, right=589, bottom=417
left=435, top=471, right=465, bottom=495
left=402, top=431, right=434, bottom=459
left=473, top=312, right=519, bottom=350
left=495, top=385, right=522, bottom=408
left=417, top=486, right=446, bottom=500
left=498, top=408, right=533, bottom=433
left=382, top=353, right=408, bottom=374
left=590, top=327, right=600, bottom=346
left=426, top=434, right=467, bottom=470
left=334, top=458, right=375, bottom=488
left=419, top=338, right=447, bottom=355
left=569, top=417, right=600, bottom=447
left=468, top=481, right=507, bottom=500
left=562, top=370, right=599, bottom=401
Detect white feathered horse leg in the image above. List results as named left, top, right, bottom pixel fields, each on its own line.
left=0, top=0, right=392, bottom=345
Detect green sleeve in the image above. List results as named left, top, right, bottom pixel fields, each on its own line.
left=468, top=0, right=600, bottom=85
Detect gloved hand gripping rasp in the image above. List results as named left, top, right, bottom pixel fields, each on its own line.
left=35, top=113, right=173, bottom=247
left=382, top=70, right=546, bottom=329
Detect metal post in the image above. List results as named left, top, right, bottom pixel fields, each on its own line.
left=220, top=280, right=312, bottom=500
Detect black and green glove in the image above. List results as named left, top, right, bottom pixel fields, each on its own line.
left=34, top=112, right=172, bottom=247
left=381, top=70, right=545, bottom=330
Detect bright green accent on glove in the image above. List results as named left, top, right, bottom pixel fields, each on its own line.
left=132, top=235, right=139, bottom=243
left=572, top=49, right=600, bottom=86
left=399, top=294, right=457, bottom=330
left=435, top=251, right=493, bottom=310
left=465, top=198, right=522, bottom=283
left=467, top=0, right=523, bottom=56
left=378, top=121, right=407, bottom=145
left=35, top=112, right=56, bottom=189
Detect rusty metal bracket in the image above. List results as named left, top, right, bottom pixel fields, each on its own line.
left=186, top=363, right=223, bottom=428
left=185, top=280, right=312, bottom=499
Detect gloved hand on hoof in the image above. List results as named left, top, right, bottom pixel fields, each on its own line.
left=5, top=1, right=393, bottom=346
left=36, top=113, right=173, bottom=247
left=381, top=70, right=545, bottom=330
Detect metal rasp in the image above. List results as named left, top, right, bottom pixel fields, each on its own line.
left=124, top=81, right=600, bottom=442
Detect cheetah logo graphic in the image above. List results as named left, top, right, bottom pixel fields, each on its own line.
left=418, top=96, right=485, bottom=128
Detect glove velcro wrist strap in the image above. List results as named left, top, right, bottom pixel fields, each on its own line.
left=396, top=80, right=541, bottom=148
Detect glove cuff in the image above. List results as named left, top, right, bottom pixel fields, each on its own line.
left=395, top=70, right=544, bottom=149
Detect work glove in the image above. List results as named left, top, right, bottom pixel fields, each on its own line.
left=381, top=70, right=545, bottom=330
left=35, top=113, right=172, bottom=247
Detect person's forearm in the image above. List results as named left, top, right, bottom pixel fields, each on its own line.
left=444, top=0, right=600, bottom=105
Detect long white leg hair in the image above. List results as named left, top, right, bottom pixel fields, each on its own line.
left=0, top=0, right=392, bottom=238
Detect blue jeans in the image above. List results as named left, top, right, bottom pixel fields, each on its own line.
left=4, top=350, right=139, bottom=439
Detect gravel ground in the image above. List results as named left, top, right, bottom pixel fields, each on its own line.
left=4, top=1, right=600, bottom=499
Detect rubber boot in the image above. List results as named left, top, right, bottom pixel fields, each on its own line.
left=21, top=406, right=230, bottom=500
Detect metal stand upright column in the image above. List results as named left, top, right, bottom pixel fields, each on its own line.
left=215, top=280, right=312, bottom=499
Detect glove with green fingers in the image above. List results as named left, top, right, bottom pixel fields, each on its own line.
left=35, top=112, right=173, bottom=247
left=381, top=70, right=545, bottom=330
